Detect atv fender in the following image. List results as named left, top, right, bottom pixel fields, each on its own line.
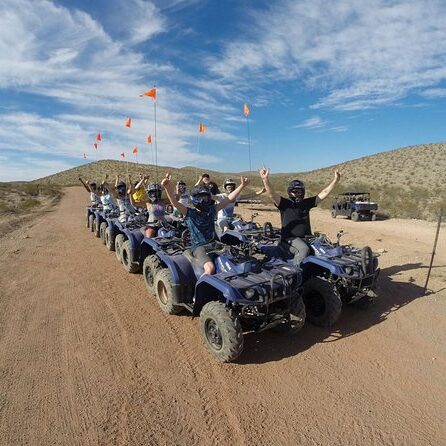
left=156, top=252, right=196, bottom=286
left=139, top=237, right=158, bottom=261
left=193, top=275, right=245, bottom=317
left=300, top=255, right=344, bottom=277
left=121, top=228, right=144, bottom=260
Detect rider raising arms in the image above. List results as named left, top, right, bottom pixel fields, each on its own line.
left=162, top=173, right=249, bottom=276
left=259, top=167, right=341, bottom=265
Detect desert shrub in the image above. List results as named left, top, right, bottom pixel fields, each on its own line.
left=18, top=199, right=41, bottom=210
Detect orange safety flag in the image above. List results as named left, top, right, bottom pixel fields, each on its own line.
left=139, top=88, right=157, bottom=100
left=132, top=146, right=138, bottom=154
left=199, top=122, right=206, bottom=133
left=96, top=132, right=101, bottom=141
left=146, top=135, right=152, bottom=144
left=93, top=143, right=98, bottom=149
left=120, top=152, right=125, bottom=158
left=125, top=117, right=132, bottom=128
left=244, top=103, right=250, bottom=117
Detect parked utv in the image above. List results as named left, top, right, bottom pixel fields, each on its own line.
left=331, top=192, right=378, bottom=221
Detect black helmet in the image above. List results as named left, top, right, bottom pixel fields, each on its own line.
left=223, top=178, right=236, bottom=189
left=177, top=179, right=186, bottom=186
left=190, top=185, right=211, bottom=210
left=116, top=181, right=127, bottom=195
left=146, top=182, right=162, bottom=202
left=287, top=179, right=305, bottom=201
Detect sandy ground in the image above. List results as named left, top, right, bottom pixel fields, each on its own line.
left=0, top=186, right=445, bottom=446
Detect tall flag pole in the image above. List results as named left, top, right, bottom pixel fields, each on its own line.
left=197, top=122, right=206, bottom=177
left=139, top=85, right=157, bottom=178
left=244, top=103, right=252, bottom=172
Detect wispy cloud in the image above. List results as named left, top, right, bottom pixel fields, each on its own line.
left=209, top=0, right=446, bottom=111
left=0, top=0, right=232, bottom=180
left=293, top=116, right=325, bottom=129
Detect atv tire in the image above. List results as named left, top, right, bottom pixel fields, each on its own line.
left=99, top=222, right=107, bottom=245
left=331, top=210, right=337, bottom=218
left=200, top=301, right=244, bottom=362
left=115, top=234, right=125, bottom=263
left=361, top=246, right=374, bottom=275
left=105, top=227, right=115, bottom=251
left=351, top=211, right=359, bottom=222
left=273, top=294, right=306, bottom=336
left=89, top=214, right=95, bottom=232
left=154, top=269, right=183, bottom=315
left=121, top=239, right=140, bottom=273
left=143, top=255, right=163, bottom=293
left=303, top=276, right=342, bottom=327
left=94, top=218, right=101, bottom=238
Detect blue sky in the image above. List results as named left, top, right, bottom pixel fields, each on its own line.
left=1, top=0, right=446, bottom=181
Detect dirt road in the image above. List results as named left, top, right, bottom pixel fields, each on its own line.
left=0, top=187, right=445, bottom=446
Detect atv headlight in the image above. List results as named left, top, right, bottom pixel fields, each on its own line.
left=243, top=288, right=257, bottom=300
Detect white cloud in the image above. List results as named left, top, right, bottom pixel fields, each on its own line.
left=293, top=116, right=325, bottom=129
left=209, top=0, right=446, bottom=110
left=420, top=88, right=446, bottom=98
left=0, top=0, right=234, bottom=180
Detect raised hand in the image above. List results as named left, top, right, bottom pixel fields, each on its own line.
left=240, top=176, right=250, bottom=187
left=259, top=167, right=270, bottom=180
left=334, top=169, right=341, bottom=182
left=161, top=172, right=172, bottom=188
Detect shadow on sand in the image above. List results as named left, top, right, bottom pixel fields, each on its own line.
left=237, top=262, right=433, bottom=365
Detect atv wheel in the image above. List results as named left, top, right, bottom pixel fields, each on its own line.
left=361, top=246, right=374, bottom=275
left=154, top=269, right=183, bottom=315
left=200, top=301, right=244, bottom=362
left=273, top=295, right=306, bottom=336
left=351, top=211, right=359, bottom=222
left=263, top=221, right=274, bottom=237
left=303, top=276, right=342, bottom=327
left=99, top=222, right=107, bottom=245
left=94, top=218, right=101, bottom=238
left=371, top=213, right=377, bottom=221
left=89, top=214, right=95, bottom=232
left=105, top=227, right=115, bottom=251
left=115, top=234, right=125, bottom=263
left=121, top=240, right=140, bottom=273
left=331, top=210, right=337, bottom=218
left=143, top=255, right=163, bottom=293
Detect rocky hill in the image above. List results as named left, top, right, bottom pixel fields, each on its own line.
left=35, top=142, right=446, bottom=220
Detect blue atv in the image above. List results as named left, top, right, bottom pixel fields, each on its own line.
left=148, top=240, right=305, bottom=362
left=85, top=205, right=102, bottom=232
left=258, top=230, right=380, bottom=327
left=91, top=208, right=119, bottom=240
left=112, top=219, right=190, bottom=276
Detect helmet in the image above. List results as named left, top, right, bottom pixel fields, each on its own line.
left=177, top=179, right=186, bottom=192
left=116, top=181, right=127, bottom=195
left=190, top=185, right=211, bottom=210
left=287, top=179, right=305, bottom=202
left=223, top=178, right=236, bottom=190
left=146, top=182, right=162, bottom=202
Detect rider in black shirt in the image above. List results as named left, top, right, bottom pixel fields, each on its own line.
left=259, top=167, right=341, bottom=265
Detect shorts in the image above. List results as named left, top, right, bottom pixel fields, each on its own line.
left=192, top=243, right=215, bottom=265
